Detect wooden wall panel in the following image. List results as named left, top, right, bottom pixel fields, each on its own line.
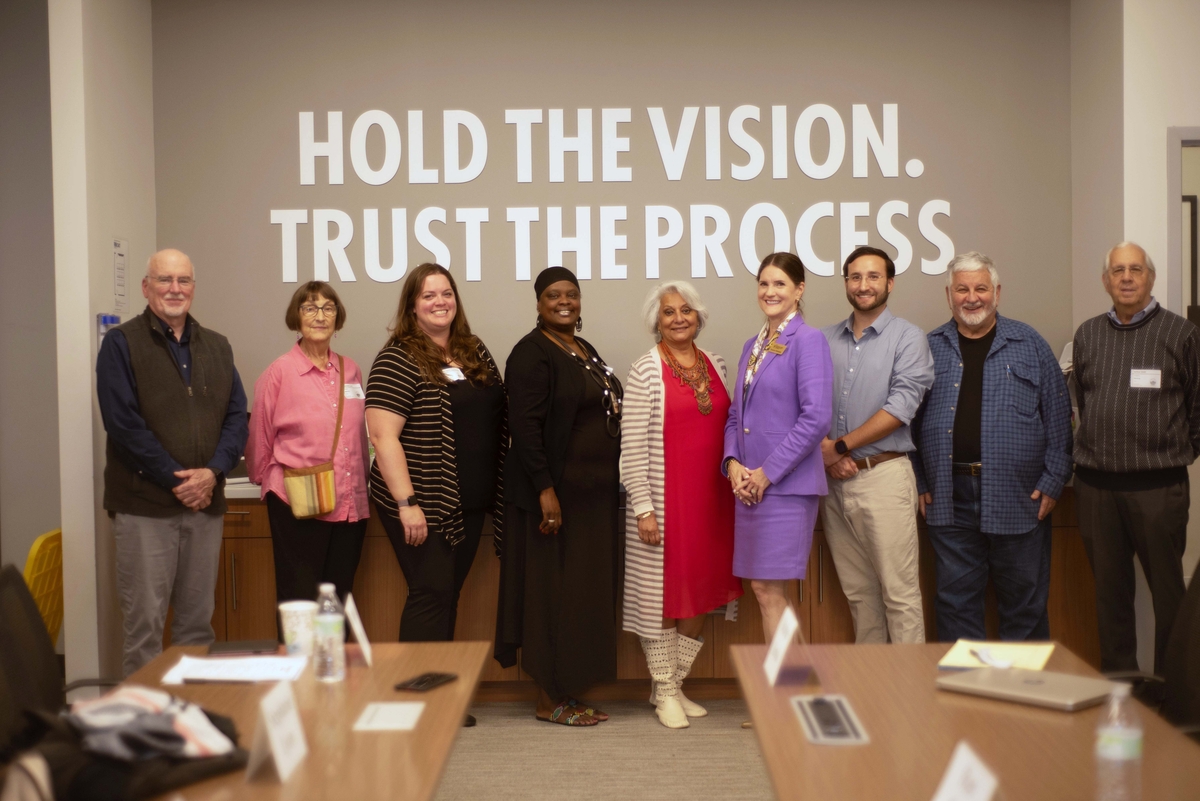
left=223, top=538, right=277, bottom=640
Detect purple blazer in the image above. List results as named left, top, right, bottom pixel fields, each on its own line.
left=723, top=316, right=834, bottom=497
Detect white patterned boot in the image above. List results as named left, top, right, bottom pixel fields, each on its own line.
left=675, top=632, right=708, bottom=717
left=640, top=630, right=688, bottom=729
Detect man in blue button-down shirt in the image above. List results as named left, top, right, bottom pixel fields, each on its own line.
left=820, top=246, right=935, bottom=644
left=912, top=252, right=1072, bottom=642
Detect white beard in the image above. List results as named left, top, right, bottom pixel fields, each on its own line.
left=957, top=302, right=995, bottom=327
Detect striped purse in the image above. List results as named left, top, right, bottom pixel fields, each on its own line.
left=282, top=356, right=345, bottom=519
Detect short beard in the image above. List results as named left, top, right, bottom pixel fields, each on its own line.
left=956, top=301, right=996, bottom=327
left=848, top=287, right=889, bottom=313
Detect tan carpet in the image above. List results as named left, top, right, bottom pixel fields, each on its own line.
left=435, top=699, right=774, bottom=800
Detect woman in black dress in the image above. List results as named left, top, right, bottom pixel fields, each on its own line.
left=496, top=267, right=623, bottom=727
left=366, top=263, right=506, bottom=650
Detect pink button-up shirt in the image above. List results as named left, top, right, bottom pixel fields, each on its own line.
left=246, top=344, right=370, bottom=522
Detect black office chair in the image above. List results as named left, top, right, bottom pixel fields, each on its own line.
left=0, top=563, right=117, bottom=761
left=1107, top=572, right=1200, bottom=742
left=1160, top=572, right=1200, bottom=737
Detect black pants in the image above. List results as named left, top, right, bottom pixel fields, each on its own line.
left=381, top=509, right=485, bottom=642
left=1075, top=476, right=1189, bottom=674
left=266, top=492, right=367, bottom=608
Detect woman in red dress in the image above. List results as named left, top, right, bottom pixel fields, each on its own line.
left=620, top=281, right=743, bottom=729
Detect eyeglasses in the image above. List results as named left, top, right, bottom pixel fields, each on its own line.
left=300, top=304, right=338, bottom=318
left=151, top=276, right=194, bottom=288
left=1108, top=265, right=1147, bottom=278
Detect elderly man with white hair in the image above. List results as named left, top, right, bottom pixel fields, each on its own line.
left=912, top=252, right=1072, bottom=643
left=1072, top=241, right=1200, bottom=676
left=96, top=248, right=248, bottom=676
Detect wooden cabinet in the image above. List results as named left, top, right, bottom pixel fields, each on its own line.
left=198, top=489, right=1102, bottom=688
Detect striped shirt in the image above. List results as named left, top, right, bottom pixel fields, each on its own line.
left=366, top=342, right=507, bottom=549
left=1072, top=305, right=1200, bottom=478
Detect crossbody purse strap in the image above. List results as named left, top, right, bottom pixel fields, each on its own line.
left=329, top=355, right=345, bottom=460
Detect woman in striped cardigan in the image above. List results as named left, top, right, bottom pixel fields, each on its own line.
left=620, top=281, right=744, bottom=729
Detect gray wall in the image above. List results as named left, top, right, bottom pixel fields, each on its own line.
left=0, top=0, right=62, bottom=569
left=152, top=0, right=1073, bottom=394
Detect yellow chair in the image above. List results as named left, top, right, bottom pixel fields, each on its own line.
left=23, top=529, right=64, bottom=643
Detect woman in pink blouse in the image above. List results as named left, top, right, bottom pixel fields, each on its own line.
left=246, top=282, right=370, bottom=606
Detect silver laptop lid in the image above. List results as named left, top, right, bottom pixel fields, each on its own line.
left=936, top=667, right=1115, bottom=711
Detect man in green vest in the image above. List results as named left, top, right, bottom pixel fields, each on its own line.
left=97, top=248, right=248, bottom=676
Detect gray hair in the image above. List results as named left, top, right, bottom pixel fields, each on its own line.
left=642, top=280, right=709, bottom=342
left=1102, top=241, right=1156, bottom=275
left=945, top=251, right=1000, bottom=288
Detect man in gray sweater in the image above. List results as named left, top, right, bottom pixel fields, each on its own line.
left=1072, top=241, right=1200, bottom=675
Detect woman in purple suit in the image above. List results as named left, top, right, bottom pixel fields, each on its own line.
left=723, top=252, right=833, bottom=641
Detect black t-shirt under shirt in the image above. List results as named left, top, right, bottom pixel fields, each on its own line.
left=444, top=371, right=505, bottom=511
left=952, top=326, right=996, bottom=464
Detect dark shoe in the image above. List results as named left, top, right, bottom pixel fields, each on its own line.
left=463, top=714, right=477, bottom=727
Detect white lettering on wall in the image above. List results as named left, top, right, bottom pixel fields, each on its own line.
left=312, top=209, right=355, bottom=281
left=414, top=206, right=450, bottom=265
left=794, top=104, right=845, bottom=180
left=549, top=109, right=593, bottom=183
left=739, top=203, right=789, bottom=274
left=506, top=109, right=543, bottom=183
left=349, top=111, right=401, bottom=186
left=363, top=208, right=406, bottom=282
left=507, top=207, right=540, bottom=280
left=599, top=206, right=628, bottom=279
left=407, top=111, right=438, bottom=184
left=840, top=201, right=871, bottom=267
left=690, top=204, right=733, bottom=278
left=771, top=105, right=787, bottom=179
left=919, top=200, right=954, bottom=274
left=728, top=105, right=764, bottom=181
left=645, top=205, right=684, bottom=279
left=852, top=104, right=898, bottom=178
left=876, top=200, right=912, bottom=274
left=601, top=109, right=632, bottom=182
left=444, top=111, right=488, bottom=184
left=299, top=111, right=343, bottom=185
left=647, top=107, right=698, bottom=181
left=548, top=206, right=591, bottom=277
left=456, top=208, right=489, bottom=280
left=705, top=107, right=721, bottom=181
left=271, top=209, right=308, bottom=281
left=795, top=202, right=836, bottom=276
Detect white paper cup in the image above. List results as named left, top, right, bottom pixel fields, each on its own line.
left=278, top=600, right=318, bottom=656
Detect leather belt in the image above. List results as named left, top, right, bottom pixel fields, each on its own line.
left=952, top=462, right=983, bottom=476
left=851, top=451, right=905, bottom=471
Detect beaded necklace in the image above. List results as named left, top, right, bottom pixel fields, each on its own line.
left=542, top=328, right=624, bottom=437
left=658, top=341, right=713, bottom=415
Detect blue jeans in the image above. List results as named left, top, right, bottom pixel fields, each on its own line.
left=926, top=473, right=1052, bottom=642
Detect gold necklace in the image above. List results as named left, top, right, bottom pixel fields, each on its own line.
left=660, top=342, right=712, bottom=415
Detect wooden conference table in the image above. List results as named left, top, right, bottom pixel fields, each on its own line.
left=731, top=643, right=1200, bottom=801
left=131, top=641, right=489, bottom=801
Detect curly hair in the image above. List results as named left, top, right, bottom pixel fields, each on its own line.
left=385, top=263, right=493, bottom=386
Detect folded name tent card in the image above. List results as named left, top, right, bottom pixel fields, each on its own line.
left=246, top=681, right=308, bottom=783
left=344, top=592, right=372, bottom=667
left=930, top=740, right=998, bottom=801
left=161, top=655, right=308, bottom=684
left=938, top=640, right=1054, bottom=671
left=763, top=605, right=800, bottom=686
left=353, top=702, right=425, bottom=732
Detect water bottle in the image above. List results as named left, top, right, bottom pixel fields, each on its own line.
left=313, top=583, right=345, bottom=683
left=1095, top=683, right=1142, bottom=801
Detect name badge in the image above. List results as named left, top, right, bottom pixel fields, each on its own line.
left=1130, top=369, right=1161, bottom=389
left=766, top=342, right=787, bottom=355
left=442, top=367, right=466, bottom=382
left=344, top=382, right=365, bottom=399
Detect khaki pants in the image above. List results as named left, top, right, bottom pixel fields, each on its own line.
left=113, top=511, right=224, bottom=677
left=820, top=457, right=924, bottom=644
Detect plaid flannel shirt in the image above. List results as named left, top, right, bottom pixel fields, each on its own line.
left=911, top=315, right=1073, bottom=534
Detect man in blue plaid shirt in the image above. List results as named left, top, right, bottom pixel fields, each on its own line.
left=912, top=252, right=1073, bottom=641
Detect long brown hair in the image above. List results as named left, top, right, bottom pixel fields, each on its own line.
left=385, top=263, right=493, bottom=386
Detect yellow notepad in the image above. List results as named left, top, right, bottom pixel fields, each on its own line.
left=937, top=640, right=1055, bottom=671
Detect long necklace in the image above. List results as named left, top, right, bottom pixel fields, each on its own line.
left=659, top=342, right=712, bottom=415
left=542, top=327, right=624, bottom=437
left=743, top=310, right=797, bottom=398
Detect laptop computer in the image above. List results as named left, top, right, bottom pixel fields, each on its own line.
left=936, top=667, right=1115, bottom=711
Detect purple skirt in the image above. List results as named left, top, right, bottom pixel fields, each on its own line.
left=733, top=494, right=819, bottom=580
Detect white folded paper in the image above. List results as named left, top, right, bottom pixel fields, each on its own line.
left=352, top=702, right=425, bottom=731
left=161, top=655, right=308, bottom=685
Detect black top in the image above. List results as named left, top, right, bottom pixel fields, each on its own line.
left=504, top=328, right=618, bottom=516
left=445, top=372, right=506, bottom=511
left=953, top=326, right=997, bottom=463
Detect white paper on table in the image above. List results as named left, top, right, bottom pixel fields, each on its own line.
left=161, top=655, right=308, bottom=685
left=352, top=702, right=425, bottom=731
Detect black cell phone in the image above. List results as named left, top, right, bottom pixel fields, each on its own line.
left=809, top=697, right=848, bottom=737
left=394, top=672, right=458, bottom=692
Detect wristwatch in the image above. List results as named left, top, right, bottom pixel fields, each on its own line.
left=834, top=439, right=849, bottom=455
left=398, top=494, right=418, bottom=507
